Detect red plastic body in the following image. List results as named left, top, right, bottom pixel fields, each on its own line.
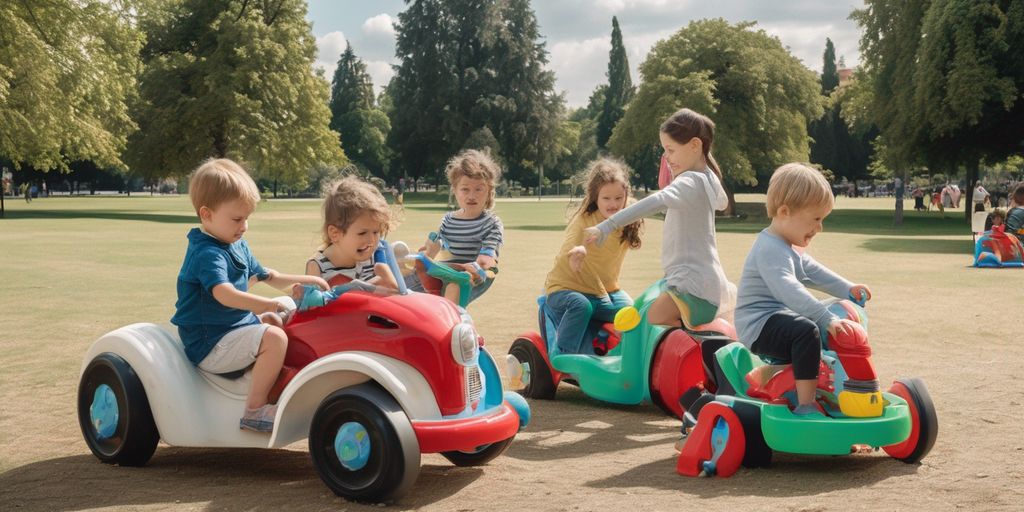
left=412, top=402, right=521, bottom=453
left=882, top=381, right=922, bottom=459
left=828, top=322, right=877, bottom=382
left=281, top=290, right=470, bottom=416
left=677, top=401, right=745, bottom=478
left=650, top=330, right=705, bottom=418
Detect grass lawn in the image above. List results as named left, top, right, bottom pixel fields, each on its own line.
left=1, top=193, right=1021, bottom=510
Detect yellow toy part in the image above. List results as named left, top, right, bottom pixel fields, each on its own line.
left=838, top=390, right=884, bottom=418
left=614, top=306, right=641, bottom=332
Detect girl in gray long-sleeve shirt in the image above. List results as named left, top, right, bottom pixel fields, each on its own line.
left=585, top=108, right=735, bottom=329
left=735, top=163, right=871, bottom=415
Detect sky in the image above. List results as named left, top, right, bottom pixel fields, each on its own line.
left=306, top=0, right=866, bottom=108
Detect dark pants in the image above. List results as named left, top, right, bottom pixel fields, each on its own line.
left=750, top=311, right=821, bottom=380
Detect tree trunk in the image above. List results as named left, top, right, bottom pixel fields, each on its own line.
left=965, top=160, right=979, bottom=223
left=723, top=187, right=736, bottom=217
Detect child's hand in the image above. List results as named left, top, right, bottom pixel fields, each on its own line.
left=476, top=254, right=496, bottom=270
left=303, top=275, right=330, bottom=291
left=582, top=226, right=604, bottom=246
left=568, top=245, right=587, bottom=272
left=849, top=284, right=872, bottom=305
left=827, top=318, right=854, bottom=339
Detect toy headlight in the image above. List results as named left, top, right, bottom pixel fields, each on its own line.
left=451, top=323, right=479, bottom=366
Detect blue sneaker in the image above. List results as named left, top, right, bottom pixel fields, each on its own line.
left=240, top=404, right=277, bottom=432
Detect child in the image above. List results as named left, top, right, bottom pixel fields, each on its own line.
left=1005, top=184, right=1024, bottom=243
left=990, top=207, right=1007, bottom=229
left=422, top=149, right=504, bottom=305
left=735, top=163, right=871, bottom=416
left=170, top=158, right=329, bottom=432
left=306, top=176, right=399, bottom=290
left=584, top=108, right=734, bottom=329
left=543, top=158, right=643, bottom=355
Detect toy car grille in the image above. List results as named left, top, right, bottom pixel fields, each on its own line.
left=466, top=366, right=482, bottom=406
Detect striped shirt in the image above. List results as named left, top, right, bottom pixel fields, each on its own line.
left=309, top=249, right=375, bottom=283
left=438, top=211, right=504, bottom=263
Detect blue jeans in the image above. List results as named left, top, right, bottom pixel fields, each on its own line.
left=547, top=289, right=632, bottom=355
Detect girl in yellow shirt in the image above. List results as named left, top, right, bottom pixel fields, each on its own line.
left=543, top=158, right=643, bottom=354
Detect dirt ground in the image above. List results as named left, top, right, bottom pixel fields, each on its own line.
left=2, top=197, right=1023, bottom=511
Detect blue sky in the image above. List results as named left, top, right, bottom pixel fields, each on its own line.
left=306, top=0, right=865, bottom=107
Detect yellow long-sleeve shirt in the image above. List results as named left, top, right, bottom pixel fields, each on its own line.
left=544, top=211, right=631, bottom=297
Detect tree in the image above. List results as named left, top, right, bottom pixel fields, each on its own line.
left=329, top=43, right=391, bottom=178
left=609, top=19, right=823, bottom=213
left=853, top=0, right=1024, bottom=221
left=125, top=0, right=345, bottom=194
left=596, top=16, right=634, bottom=149
left=388, top=0, right=563, bottom=186
left=0, top=1, right=142, bottom=171
left=821, top=38, right=840, bottom=94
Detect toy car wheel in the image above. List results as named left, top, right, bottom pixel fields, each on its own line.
left=732, top=401, right=772, bottom=468
left=883, top=377, right=938, bottom=464
left=440, top=436, right=514, bottom=467
left=309, top=383, right=421, bottom=503
left=509, top=338, right=556, bottom=399
left=77, top=353, right=160, bottom=466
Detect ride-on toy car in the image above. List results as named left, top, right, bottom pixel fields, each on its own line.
left=77, top=242, right=529, bottom=503
left=675, top=299, right=938, bottom=477
left=508, top=279, right=736, bottom=418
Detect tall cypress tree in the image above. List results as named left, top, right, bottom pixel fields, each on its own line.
left=329, top=43, right=390, bottom=177
left=596, top=16, right=633, bottom=149
left=821, top=38, right=839, bottom=94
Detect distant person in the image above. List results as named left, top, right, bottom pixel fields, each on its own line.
left=395, top=177, right=406, bottom=206
left=21, top=182, right=30, bottom=203
left=1004, top=183, right=1024, bottom=243
left=912, top=186, right=925, bottom=211
left=170, top=158, right=329, bottom=433
left=950, top=184, right=962, bottom=208
left=973, top=181, right=990, bottom=212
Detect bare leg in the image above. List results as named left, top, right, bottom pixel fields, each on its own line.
left=246, top=326, right=287, bottom=409
left=443, top=282, right=461, bottom=304
left=795, top=379, right=817, bottom=406
left=647, top=292, right=682, bottom=327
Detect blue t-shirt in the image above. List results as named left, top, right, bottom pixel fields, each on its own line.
left=170, top=228, right=269, bottom=364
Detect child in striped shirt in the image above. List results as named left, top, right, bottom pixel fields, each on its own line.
left=304, top=176, right=398, bottom=289
left=423, top=149, right=504, bottom=305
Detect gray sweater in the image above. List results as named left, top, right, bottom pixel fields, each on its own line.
left=735, top=229, right=853, bottom=347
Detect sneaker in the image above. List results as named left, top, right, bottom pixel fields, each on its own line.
left=505, top=354, right=530, bottom=390
left=240, top=404, right=277, bottom=432
left=791, top=403, right=825, bottom=417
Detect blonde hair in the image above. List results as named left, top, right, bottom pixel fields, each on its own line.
left=446, top=149, right=502, bottom=210
left=991, top=207, right=1007, bottom=222
left=765, top=163, right=834, bottom=218
left=188, top=158, right=260, bottom=214
left=574, top=157, right=642, bottom=249
left=321, top=175, right=393, bottom=246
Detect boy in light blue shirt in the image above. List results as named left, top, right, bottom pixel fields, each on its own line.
left=171, top=158, right=327, bottom=432
left=735, top=163, right=871, bottom=415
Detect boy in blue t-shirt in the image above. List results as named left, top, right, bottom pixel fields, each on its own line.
left=170, top=159, right=328, bottom=432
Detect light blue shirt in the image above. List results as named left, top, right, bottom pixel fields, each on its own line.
left=735, top=229, right=853, bottom=347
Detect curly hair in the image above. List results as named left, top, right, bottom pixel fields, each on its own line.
left=574, top=157, right=643, bottom=249
left=446, top=149, right=502, bottom=210
left=320, top=175, right=394, bottom=247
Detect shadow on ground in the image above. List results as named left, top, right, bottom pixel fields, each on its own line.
left=3, top=210, right=194, bottom=224
left=860, top=237, right=972, bottom=254
left=0, top=448, right=481, bottom=511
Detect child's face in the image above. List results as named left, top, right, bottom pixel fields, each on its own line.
left=772, top=203, right=832, bottom=248
left=454, top=177, right=490, bottom=216
left=659, top=132, right=702, bottom=176
left=596, top=182, right=627, bottom=219
left=992, top=216, right=1004, bottom=226
left=330, top=212, right=384, bottom=264
left=200, top=199, right=254, bottom=244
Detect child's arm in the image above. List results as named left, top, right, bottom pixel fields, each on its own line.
left=800, top=254, right=869, bottom=302
left=372, top=263, right=399, bottom=289
left=262, top=268, right=330, bottom=292
left=212, top=283, right=288, bottom=314
left=475, top=215, right=503, bottom=269
left=585, top=190, right=670, bottom=245
left=756, top=250, right=841, bottom=333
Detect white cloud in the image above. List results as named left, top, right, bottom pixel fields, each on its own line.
left=362, top=14, right=396, bottom=37
left=549, top=37, right=611, bottom=107
left=365, top=60, right=396, bottom=94
left=315, top=30, right=347, bottom=80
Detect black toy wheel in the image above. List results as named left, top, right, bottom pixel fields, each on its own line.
left=883, top=377, right=938, bottom=464
left=509, top=338, right=556, bottom=399
left=732, top=400, right=773, bottom=468
left=77, top=353, right=160, bottom=467
left=441, top=436, right=515, bottom=467
left=309, top=383, right=421, bottom=503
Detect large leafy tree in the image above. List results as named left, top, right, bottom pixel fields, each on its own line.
left=125, top=0, right=345, bottom=193
left=853, top=0, right=1024, bottom=221
left=388, top=0, right=562, bottom=186
left=328, top=43, right=390, bottom=179
left=0, top=0, right=142, bottom=171
left=609, top=19, right=823, bottom=212
left=596, top=16, right=634, bottom=150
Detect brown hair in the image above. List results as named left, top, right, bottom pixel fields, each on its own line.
left=188, top=158, right=260, bottom=214
left=574, top=157, right=643, bottom=249
left=446, top=149, right=502, bottom=210
left=765, top=163, right=834, bottom=218
left=991, top=207, right=1007, bottom=222
left=660, top=108, right=723, bottom=181
left=1012, top=183, right=1024, bottom=206
left=320, top=175, right=393, bottom=246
